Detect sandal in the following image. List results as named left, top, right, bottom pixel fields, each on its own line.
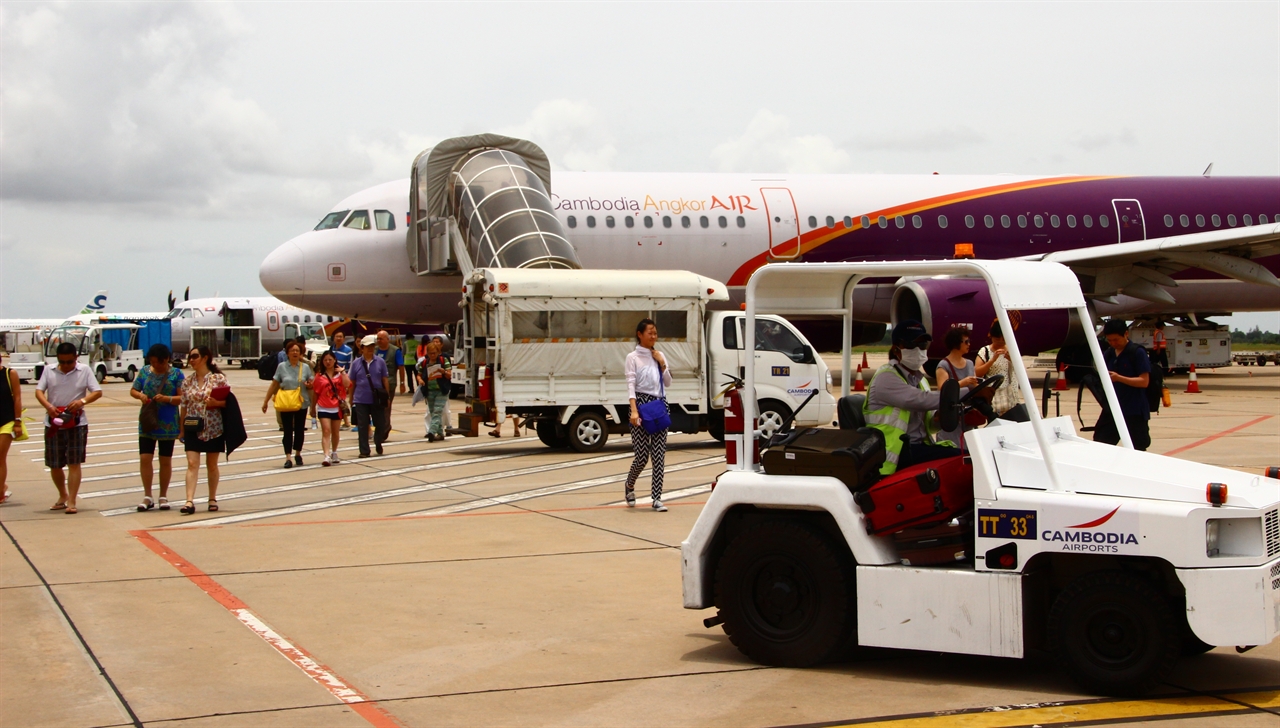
left=208, top=501, right=219, bottom=512
left=137, top=496, right=155, bottom=512
left=65, top=505, right=78, bottom=514
left=158, top=497, right=170, bottom=511
left=50, top=502, right=67, bottom=511
left=179, top=501, right=195, bottom=515
left=489, top=430, right=501, bottom=438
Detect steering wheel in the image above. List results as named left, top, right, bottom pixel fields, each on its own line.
left=961, top=374, right=1004, bottom=405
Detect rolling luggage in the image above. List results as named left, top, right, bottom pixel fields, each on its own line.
left=891, top=517, right=973, bottom=566
left=761, top=427, right=885, bottom=493
left=853, top=455, right=973, bottom=534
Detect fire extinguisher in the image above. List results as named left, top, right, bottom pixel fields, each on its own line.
left=721, top=377, right=760, bottom=470
left=477, top=365, right=493, bottom=402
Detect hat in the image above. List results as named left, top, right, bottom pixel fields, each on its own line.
left=359, top=335, right=378, bottom=347
left=891, top=320, right=932, bottom=346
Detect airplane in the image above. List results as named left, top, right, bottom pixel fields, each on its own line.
left=259, top=135, right=1280, bottom=361
left=0, top=290, right=109, bottom=334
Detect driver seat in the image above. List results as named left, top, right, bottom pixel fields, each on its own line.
left=837, top=395, right=866, bottom=429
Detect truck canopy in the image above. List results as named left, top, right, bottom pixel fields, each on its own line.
left=467, top=268, right=729, bottom=304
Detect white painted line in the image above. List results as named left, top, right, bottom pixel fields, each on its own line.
left=27, top=427, right=280, bottom=459
left=400, top=457, right=723, bottom=516
left=175, top=451, right=640, bottom=527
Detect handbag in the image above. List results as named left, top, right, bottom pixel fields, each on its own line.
left=273, top=363, right=305, bottom=412
left=138, top=367, right=164, bottom=433
left=638, top=360, right=671, bottom=434
left=358, top=358, right=389, bottom=407
left=183, top=415, right=204, bottom=436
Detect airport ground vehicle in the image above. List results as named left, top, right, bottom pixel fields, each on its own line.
left=1128, top=318, right=1232, bottom=372
left=457, top=268, right=836, bottom=452
left=683, top=259, right=1280, bottom=696
left=2, top=328, right=48, bottom=382
left=1233, top=350, right=1279, bottom=366
left=40, top=320, right=171, bottom=383
left=190, top=325, right=263, bottom=367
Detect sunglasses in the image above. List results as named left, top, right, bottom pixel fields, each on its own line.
left=57, top=357, right=77, bottom=365
left=188, top=353, right=201, bottom=361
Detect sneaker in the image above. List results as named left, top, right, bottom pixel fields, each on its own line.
left=284, top=459, right=293, bottom=469
left=625, top=488, right=636, bottom=507
left=294, top=454, right=304, bottom=467
left=331, top=453, right=341, bottom=464
left=321, top=456, right=331, bottom=467
left=350, top=425, right=359, bottom=433
left=651, top=500, right=667, bottom=512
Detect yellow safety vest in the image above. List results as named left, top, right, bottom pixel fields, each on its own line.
left=862, top=363, right=951, bottom=475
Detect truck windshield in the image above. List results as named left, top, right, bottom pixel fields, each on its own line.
left=45, top=327, right=88, bottom=357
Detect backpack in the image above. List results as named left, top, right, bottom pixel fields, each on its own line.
left=256, top=353, right=280, bottom=381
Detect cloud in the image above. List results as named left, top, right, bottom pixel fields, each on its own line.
left=1068, top=128, right=1138, bottom=152
left=851, top=126, right=987, bottom=153
left=501, top=100, right=617, bottom=171
left=710, top=110, right=851, bottom=174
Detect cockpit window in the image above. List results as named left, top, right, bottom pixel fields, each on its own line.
left=344, top=210, right=371, bottom=230
left=374, top=210, right=396, bottom=231
left=315, top=210, right=350, bottom=230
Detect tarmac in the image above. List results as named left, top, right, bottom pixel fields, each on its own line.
left=2, top=357, right=1278, bottom=727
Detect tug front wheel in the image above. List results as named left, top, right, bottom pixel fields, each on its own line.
left=714, top=518, right=854, bottom=667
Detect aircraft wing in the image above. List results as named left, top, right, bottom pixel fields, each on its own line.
left=1020, top=223, right=1280, bottom=304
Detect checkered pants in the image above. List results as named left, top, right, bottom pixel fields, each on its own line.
left=626, top=393, right=667, bottom=501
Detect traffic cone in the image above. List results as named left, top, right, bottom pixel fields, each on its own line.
left=1054, top=362, right=1069, bottom=391
left=861, top=351, right=869, bottom=370
left=853, top=365, right=866, bottom=392
left=1185, top=364, right=1201, bottom=394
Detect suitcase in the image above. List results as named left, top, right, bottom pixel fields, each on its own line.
left=853, top=455, right=973, bottom=534
left=891, top=517, right=973, bottom=566
left=761, top=427, right=885, bottom=492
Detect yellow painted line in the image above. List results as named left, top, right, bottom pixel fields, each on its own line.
left=825, top=690, right=1279, bottom=728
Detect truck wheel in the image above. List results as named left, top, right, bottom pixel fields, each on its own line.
left=708, top=410, right=725, bottom=442
left=95, top=366, right=106, bottom=384
left=757, top=401, right=792, bottom=440
left=1048, top=571, right=1180, bottom=696
left=124, top=366, right=137, bottom=383
left=535, top=420, right=570, bottom=448
left=714, top=518, right=854, bottom=667
left=568, top=412, right=607, bottom=453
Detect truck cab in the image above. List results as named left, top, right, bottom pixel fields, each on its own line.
left=683, top=259, right=1279, bottom=696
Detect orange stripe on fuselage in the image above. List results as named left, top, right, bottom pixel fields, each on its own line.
left=728, top=175, right=1120, bottom=285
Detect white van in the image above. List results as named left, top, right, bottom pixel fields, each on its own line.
left=458, top=268, right=835, bottom=452
left=42, top=324, right=145, bottom=383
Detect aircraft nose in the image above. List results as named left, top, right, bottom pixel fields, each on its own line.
left=260, top=239, right=306, bottom=305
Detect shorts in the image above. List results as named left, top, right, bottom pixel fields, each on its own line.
left=0, top=421, right=13, bottom=436
left=318, top=410, right=341, bottom=420
left=139, top=437, right=176, bottom=457
left=45, top=426, right=88, bottom=468
left=183, top=434, right=225, bottom=453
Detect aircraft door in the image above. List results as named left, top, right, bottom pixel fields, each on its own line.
left=1111, top=199, right=1146, bottom=244
left=267, top=311, right=280, bottom=332
left=761, top=187, right=800, bottom=260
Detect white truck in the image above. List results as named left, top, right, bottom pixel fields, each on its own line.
left=458, top=267, right=836, bottom=452
left=2, top=328, right=47, bottom=382
left=41, top=323, right=149, bottom=383
left=683, top=259, right=1279, bottom=696
left=1128, top=318, right=1232, bottom=373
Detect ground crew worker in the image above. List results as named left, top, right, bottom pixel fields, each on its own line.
left=863, top=320, right=977, bottom=474
left=1093, top=318, right=1152, bottom=451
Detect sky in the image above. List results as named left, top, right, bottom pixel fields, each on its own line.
left=1, top=1, right=1278, bottom=331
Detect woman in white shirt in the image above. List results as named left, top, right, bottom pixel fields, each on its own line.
left=625, top=318, right=673, bottom=511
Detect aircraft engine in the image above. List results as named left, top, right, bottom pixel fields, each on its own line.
left=891, top=278, right=1071, bottom=358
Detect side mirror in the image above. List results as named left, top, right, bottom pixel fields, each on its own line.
left=791, top=345, right=815, bottom=364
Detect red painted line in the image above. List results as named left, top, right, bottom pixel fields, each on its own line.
left=130, top=530, right=403, bottom=728
left=1161, top=414, right=1275, bottom=457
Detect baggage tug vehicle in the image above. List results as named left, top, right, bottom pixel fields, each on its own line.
left=682, top=259, right=1280, bottom=696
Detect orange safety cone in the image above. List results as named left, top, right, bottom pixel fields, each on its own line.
left=1054, top=362, right=1069, bottom=391
left=1185, top=364, right=1201, bottom=394
left=860, top=351, right=869, bottom=370
left=853, top=365, right=866, bottom=392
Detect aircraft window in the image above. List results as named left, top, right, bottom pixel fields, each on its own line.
left=1195, top=214, right=1205, bottom=227
left=736, top=216, right=746, bottom=228
left=625, top=216, right=635, bottom=228
left=343, top=210, right=371, bottom=230
left=374, top=210, right=396, bottom=231
left=1099, top=215, right=1109, bottom=227
left=293, top=316, right=300, bottom=323
left=937, top=215, right=948, bottom=228
left=826, top=216, right=835, bottom=228
left=1017, top=215, right=1027, bottom=228
left=808, top=216, right=817, bottom=229
left=1164, top=214, right=1174, bottom=227
left=700, top=216, right=710, bottom=228
left=314, top=210, right=350, bottom=230
left=327, top=316, right=334, bottom=322
left=1180, top=214, right=1189, bottom=228
left=1243, top=214, right=1253, bottom=226
left=304, top=315, right=311, bottom=323
left=913, top=215, right=923, bottom=229
left=1001, top=215, right=1011, bottom=228
left=718, top=216, right=727, bottom=228
left=877, top=216, right=888, bottom=229
left=605, top=215, right=615, bottom=228
left=983, top=215, right=994, bottom=228
left=1050, top=214, right=1060, bottom=228
left=1227, top=214, right=1237, bottom=226
left=1084, top=215, right=1093, bottom=228
left=567, top=215, right=577, bottom=228
left=682, top=216, right=691, bottom=228
left=1033, top=215, right=1044, bottom=228
left=663, top=216, right=672, bottom=228
left=1211, top=214, right=1221, bottom=227
left=182, top=309, right=192, bottom=319
left=895, top=216, right=905, bottom=229
left=844, top=216, right=852, bottom=228
left=587, top=216, right=596, bottom=228
left=1260, top=214, right=1270, bottom=224
left=964, top=215, right=975, bottom=228
left=644, top=216, right=653, bottom=228
left=1067, top=215, right=1077, bottom=228
left=861, top=216, right=871, bottom=229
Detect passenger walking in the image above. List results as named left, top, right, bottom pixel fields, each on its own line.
left=34, top=343, right=103, bottom=513
left=402, top=334, right=419, bottom=394
left=263, top=340, right=313, bottom=468
left=0, top=352, right=25, bottom=504
left=419, top=337, right=451, bottom=441
left=976, top=321, right=1029, bottom=422
left=349, top=335, right=390, bottom=457
left=1093, top=319, right=1152, bottom=451
left=625, top=318, right=671, bottom=512
left=178, top=346, right=228, bottom=515
left=374, top=330, right=402, bottom=434
left=330, top=331, right=353, bottom=429
left=934, top=327, right=978, bottom=447
left=312, top=350, right=350, bottom=465
left=130, top=344, right=184, bottom=511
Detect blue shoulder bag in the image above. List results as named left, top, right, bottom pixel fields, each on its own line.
left=638, top=360, right=671, bottom=433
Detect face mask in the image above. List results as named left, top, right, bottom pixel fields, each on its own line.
left=899, top=347, right=928, bottom=371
